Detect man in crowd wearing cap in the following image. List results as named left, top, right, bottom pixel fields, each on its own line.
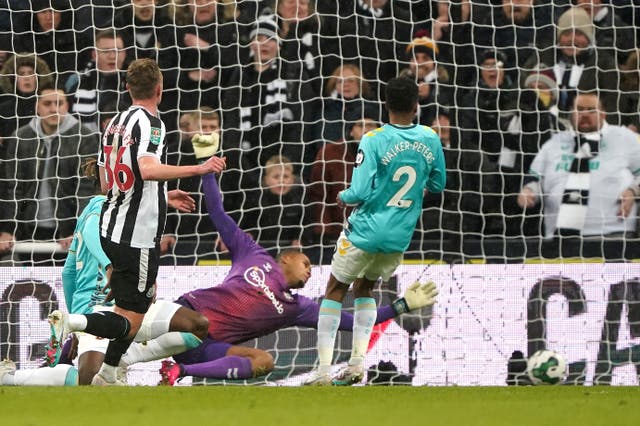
left=518, top=91, right=640, bottom=259
left=522, top=6, right=619, bottom=121
left=399, top=30, right=453, bottom=126
left=219, top=12, right=318, bottom=215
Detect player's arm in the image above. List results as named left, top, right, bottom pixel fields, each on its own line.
left=293, top=282, right=438, bottom=329
left=82, top=213, right=112, bottom=272
left=426, top=141, right=447, bottom=194
left=138, top=155, right=225, bottom=181
left=201, top=172, right=258, bottom=259
left=61, top=247, right=77, bottom=311
left=518, top=146, right=547, bottom=208
left=339, top=135, right=376, bottom=206
left=620, top=132, right=640, bottom=217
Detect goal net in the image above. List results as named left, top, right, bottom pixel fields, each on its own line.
left=0, top=1, right=639, bottom=385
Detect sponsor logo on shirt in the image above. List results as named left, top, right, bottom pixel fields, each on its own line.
left=244, top=266, right=284, bottom=314
left=150, top=127, right=162, bottom=145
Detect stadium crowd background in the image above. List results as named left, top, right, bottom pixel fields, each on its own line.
left=1, top=0, right=640, bottom=266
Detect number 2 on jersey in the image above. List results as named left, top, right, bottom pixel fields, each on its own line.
left=104, top=145, right=135, bottom=192
left=386, top=165, right=416, bottom=208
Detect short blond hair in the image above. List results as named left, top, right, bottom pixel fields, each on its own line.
left=126, top=58, right=162, bottom=100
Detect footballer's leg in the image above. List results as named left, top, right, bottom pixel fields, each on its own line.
left=0, top=361, right=77, bottom=386
left=119, top=301, right=207, bottom=367
left=159, top=339, right=262, bottom=385
left=307, top=232, right=369, bottom=385
left=334, top=252, right=403, bottom=386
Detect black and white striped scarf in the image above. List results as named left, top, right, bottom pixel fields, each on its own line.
left=555, top=132, right=600, bottom=235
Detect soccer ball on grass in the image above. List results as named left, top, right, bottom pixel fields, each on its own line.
left=526, top=349, right=567, bottom=385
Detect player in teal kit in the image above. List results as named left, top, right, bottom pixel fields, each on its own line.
left=306, top=77, right=447, bottom=385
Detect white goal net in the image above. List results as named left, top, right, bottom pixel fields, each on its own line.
left=0, top=0, right=639, bottom=385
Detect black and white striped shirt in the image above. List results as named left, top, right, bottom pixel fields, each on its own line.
left=97, top=106, right=167, bottom=248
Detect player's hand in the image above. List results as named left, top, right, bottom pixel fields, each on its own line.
left=160, top=235, right=176, bottom=254
left=336, top=191, right=346, bottom=208
left=404, top=281, right=438, bottom=310
left=517, top=187, right=537, bottom=209
left=618, top=189, right=636, bottom=218
left=198, top=155, right=226, bottom=176
left=393, top=281, right=438, bottom=314
left=0, top=232, right=14, bottom=254
left=191, top=132, right=220, bottom=161
left=183, top=33, right=210, bottom=49
left=168, top=189, right=196, bottom=212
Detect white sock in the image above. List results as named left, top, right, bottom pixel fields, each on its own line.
left=317, top=299, right=342, bottom=375
left=68, top=314, right=88, bottom=331
left=97, top=363, right=117, bottom=382
left=120, top=332, right=201, bottom=366
left=6, top=365, right=77, bottom=386
left=350, top=297, right=377, bottom=367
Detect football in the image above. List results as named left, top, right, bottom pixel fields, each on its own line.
left=526, top=349, right=568, bottom=385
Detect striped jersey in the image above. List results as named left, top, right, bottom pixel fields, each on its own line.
left=62, top=195, right=113, bottom=314
left=340, top=123, right=447, bottom=253
left=97, top=105, right=167, bottom=248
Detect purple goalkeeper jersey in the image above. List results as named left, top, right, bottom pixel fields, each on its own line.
left=183, top=174, right=396, bottom=344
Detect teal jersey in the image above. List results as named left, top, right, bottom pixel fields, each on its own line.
left=339, top=123, right=446, bottom=253
left=61, top=195, right=112, bottom=314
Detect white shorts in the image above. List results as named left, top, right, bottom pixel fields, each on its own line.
left=330, top=231, right=403, bottom=284
left=134, top=299, right=182, bottom=342
left=77, top=300, right=182, bottom=354
left=77, top=305, right=113, bottom=357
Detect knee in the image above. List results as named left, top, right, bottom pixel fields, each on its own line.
left=191, top=314, right=209, bottom=340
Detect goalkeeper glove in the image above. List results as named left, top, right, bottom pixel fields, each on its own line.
left=392, top=281, right=438, bottom=315
left=191, top=132, right=220, bottom=163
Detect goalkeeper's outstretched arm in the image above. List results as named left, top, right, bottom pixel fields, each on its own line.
left=294, top=281, right=438, bottom=329
left=201, top=173, right=260, bottom=261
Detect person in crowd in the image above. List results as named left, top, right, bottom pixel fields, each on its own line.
left=518, top=92, right=640, bottom=258
left=575, top=0, right=635, bottom=65
left=12, top=0, right=90, bottom=85
left=0, top=85, right=99, bottom=265
left=457, top=49, right=518, bottom=237
left=308, top=116, right=378, bottom=244
left=472, top=0, right=555, bottom=83
left=240, top=155, right=307, bottom=253
left=0, top=53, right=54, bottom=139
left=522, top=6, right=619, bottom=122
left=164, top=107, right=221, bottom=256
left=316, top=0, right=413, bottom=99
left=220, top=12, right=317, bottom=211
left=113, top=0, right=179, bottom=119
left=65, top=29, right=130, bottom=133
left=322, top=63, right=381, bottom=143
left=399, top=31, right=453, bottom=126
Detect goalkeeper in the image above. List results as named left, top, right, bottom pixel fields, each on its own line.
left=120, top=134, right=438, bottom=384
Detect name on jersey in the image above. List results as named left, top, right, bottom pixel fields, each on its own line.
left=105, top=124, right=133, bottom=146
left=381, top=141, right=434, bottom=166
left=243, top=266, right=285, bottom=314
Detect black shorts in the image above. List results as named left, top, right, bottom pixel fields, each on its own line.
left=100, top=237, right=159, bottom=314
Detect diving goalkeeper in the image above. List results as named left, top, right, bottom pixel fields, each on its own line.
left=122, top=133, right=439, bottom=384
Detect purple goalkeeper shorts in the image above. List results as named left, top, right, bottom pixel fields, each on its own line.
left=173, top=297, right=232, bottom=364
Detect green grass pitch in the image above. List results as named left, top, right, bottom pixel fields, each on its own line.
left=2, top=386, right=639, bottom=426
